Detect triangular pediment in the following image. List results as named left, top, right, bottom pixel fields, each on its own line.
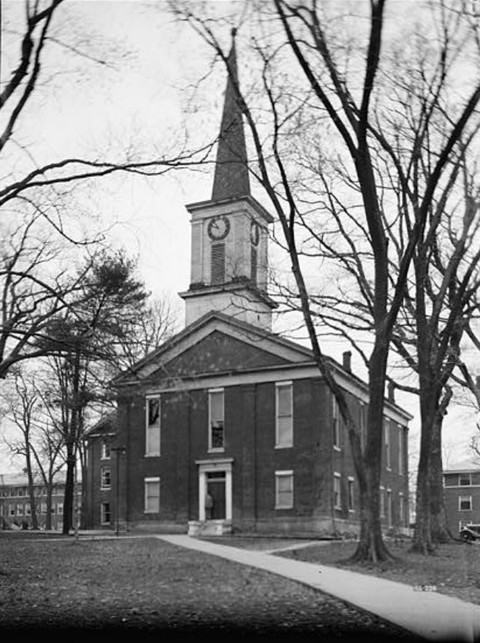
left=152, top=330, right=288, bottom=380
left=113, top=312, right=313, bottom=387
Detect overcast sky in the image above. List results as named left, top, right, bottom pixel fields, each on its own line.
left=1, top=0, right=478, bottom=473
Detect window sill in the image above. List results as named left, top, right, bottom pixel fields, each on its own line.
left=333, top=446, right=341, bottom=452
left=100, top=487, right=112, bottom=491
left=208, top=448, right=225, bottom=454
left=144, top=453, right=161, bottom=458
left=275, top=505, right=293, bottom=510
left=275, top=444, right=293, bottom=449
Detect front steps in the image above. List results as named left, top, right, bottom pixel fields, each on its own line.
left=188, top=519, right=232, bottom=536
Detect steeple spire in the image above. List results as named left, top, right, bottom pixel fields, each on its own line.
left=211, top=29, right=251, bottom=201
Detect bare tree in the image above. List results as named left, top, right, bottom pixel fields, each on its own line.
left=0, top=0, right=208, bottom=384
left=1, top=367, right=64, bottom=529
left=0, top=210, right=90, bottom=379
left=172, top=0, right=480, bottom=561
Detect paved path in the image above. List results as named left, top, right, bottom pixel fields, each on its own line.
left=157, top=534, right=480, bottom=642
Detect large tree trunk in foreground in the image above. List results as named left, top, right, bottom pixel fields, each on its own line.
left=430, top=416, right=453, bottom=544
left=412, top=394, right=437, bottom=553
left=349, top=344, right=396, bottom=563
left=350, top=470, right=395, bottom=563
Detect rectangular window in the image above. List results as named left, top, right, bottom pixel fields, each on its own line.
left=398, top=428, right=404, bottom=475
left=444, top=474, right=458, bottom=487
left=459, top=496, right=472, bottom=511
left=347, top=477, right=355, bottom=512
left=209, top=389, right=225, bottom=451
left=146, top=396, right=161, bottom=456
left=57, top=503, right=63, bottom=515
left=145, top=477, right=160, bottom=514
left=275, top=471, right=294, bottom=509
left=380, top=486, right=385, bottom=517
left=387, top=489, right=392, bottom=526
left=332, top=398, right=341, bottom=450
left=459, top=473, right=472, bottom=486
left=276, top=382, right=293, bottom=448
left=101, top=440, right=111, bottom=460
left=359, top=402, right=367, bottom=450
left=211, top=243, right=225, bottom=284
left=333, top=473, right=341, bottom=510
left=101, top=467, right=111, bottom=490
left=384, top=420, right=391, bottom=470
left=101, top=502, right=111, bottom=525
left=399, top=492, right=404, bottom=524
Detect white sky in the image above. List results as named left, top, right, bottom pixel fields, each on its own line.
left=1, top=0, right=479, bottom=473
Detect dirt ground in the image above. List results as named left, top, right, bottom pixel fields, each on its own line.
left=0, top=532, right=421, bottom=641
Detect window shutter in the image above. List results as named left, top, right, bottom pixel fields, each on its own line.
left=211, top=243, right=225, bottom=284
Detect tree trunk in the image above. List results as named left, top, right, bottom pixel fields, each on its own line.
left=62, top=448, right=75, bottom=535
left=430, top=415, right=452, bottom=544
left=350, top=342, right=395, bottom=563
left=350, top=466, right=395, bottom=562
left=411, top=396, right=437, bottom=553
left=45, top=480, right=53, bottom=531
left=26, top=455, right=38, bottom=530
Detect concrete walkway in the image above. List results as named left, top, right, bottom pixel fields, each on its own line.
left=157, top=534, right=480, bottom=642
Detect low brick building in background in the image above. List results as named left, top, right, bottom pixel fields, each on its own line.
left=0, top=472, right=80, bottom=530
left=443, top=462, right=480, bottom=535
left=83, top=38, right=412, bottom=538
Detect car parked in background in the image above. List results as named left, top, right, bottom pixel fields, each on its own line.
left=459, top=524, right=480, bottom=541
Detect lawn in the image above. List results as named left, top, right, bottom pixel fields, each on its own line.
left=212, top=535, right=480, bottom=606
left=275, top=538, right=480, bottom=606
left=0, top=532, right=416, bottom=641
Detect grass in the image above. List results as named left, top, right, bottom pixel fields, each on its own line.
left=276, top=538, right=480, bottom=606
left=0, top=532, right=417, bottom=641
left=205, top=534, right=480, bottom=605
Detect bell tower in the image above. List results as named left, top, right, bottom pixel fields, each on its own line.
left=179, top=31, right=277, bottom=330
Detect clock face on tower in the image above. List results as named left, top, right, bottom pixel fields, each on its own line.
left=250, top=221, right=260, bottom=246
left=207, top=215, right=230, bottom=241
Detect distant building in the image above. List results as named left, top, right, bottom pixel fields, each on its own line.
left=84, top=36, right=412, bottom=538
left=0, top=472, right=80, bottom=530
left=443, top=462, right=480, bottom=534
left=83, top=411, right=118, bottom=531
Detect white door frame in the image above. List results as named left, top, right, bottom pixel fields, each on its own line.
left=196, top=458, right=233, bottom=521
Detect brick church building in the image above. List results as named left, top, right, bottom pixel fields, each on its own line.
left=83, top=39, right=411, bottom=537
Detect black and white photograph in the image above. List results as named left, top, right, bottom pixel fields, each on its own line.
left=1, top=1, right=480, bottom=641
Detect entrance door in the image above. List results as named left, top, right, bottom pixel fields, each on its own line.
left=206, top=471, right=226, bottom=520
